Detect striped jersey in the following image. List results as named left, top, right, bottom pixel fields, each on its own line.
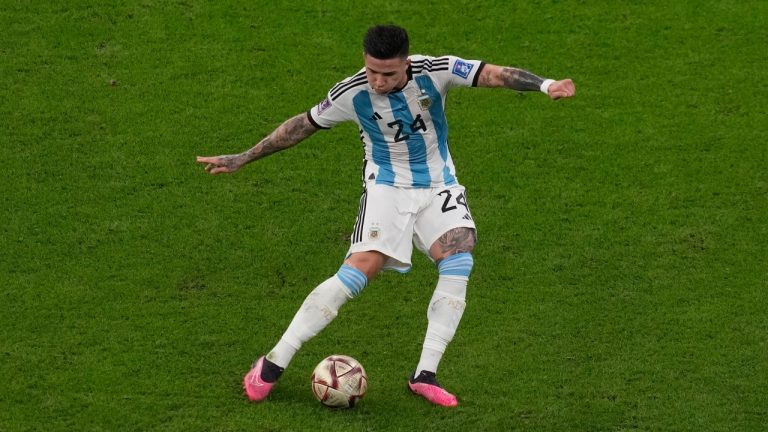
left=307, top=55, right=485, bottom=189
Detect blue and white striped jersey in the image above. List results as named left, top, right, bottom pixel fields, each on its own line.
left=307, top=55, right=485, bottom=189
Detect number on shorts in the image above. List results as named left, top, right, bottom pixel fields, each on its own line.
left=438, top=189, right=469, bottom=213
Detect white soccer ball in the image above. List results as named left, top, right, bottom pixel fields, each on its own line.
left=310, top=355, right=368, bottom=408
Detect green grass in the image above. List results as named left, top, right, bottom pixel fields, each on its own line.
left=2, top=1, right=767, bottom=430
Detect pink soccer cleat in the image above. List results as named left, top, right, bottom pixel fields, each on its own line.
left=243, top=357, right=275, bottom=402
left=408, top=371, right=458, bottom=407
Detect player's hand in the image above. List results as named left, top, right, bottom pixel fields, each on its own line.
left=196, top=154, right=244, bottom=175
left=547, top=78, right=575, bottom=100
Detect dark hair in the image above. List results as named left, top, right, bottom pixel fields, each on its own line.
left=363, top=25, right=409, bottom=59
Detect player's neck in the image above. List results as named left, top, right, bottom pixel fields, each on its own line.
left=389, top=66, right=412, bottom=94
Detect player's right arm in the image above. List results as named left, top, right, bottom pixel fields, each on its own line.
left=196, top=113, right=319, bottom=175
left=477, top=64, right=575, bottom=100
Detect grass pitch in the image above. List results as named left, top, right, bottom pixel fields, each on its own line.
left=2, top=1, right=766, bottom=431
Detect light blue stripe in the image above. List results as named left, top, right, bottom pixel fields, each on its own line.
left=438, top=253, right=474, bottom=277
left=415, top=76, right=455, bottom=185
left=353, top=91, right=395, bottom=185
left=337, top=264, right=368, bottom=296
left=387, top=92, right=431, bottom=188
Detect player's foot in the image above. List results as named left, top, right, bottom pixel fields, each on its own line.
left=243, top=356, right=283, bottom=402
left=408, top=370, right=458, bottom=407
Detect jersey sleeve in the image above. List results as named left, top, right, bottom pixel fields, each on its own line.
left=430, top=55, right=486, bottom=91
left=307, top=76, right=361, bottom=129
left=307, top=94, right=343, bottom=129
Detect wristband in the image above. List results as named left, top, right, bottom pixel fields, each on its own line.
left=540, top=79, right=555, bottom=94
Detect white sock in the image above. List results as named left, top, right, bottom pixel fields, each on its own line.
left=267, top=265, right=367, bottom=368
left=415, top=253, right=473, bottom=376
left=415, top=275, right=468, bottom=376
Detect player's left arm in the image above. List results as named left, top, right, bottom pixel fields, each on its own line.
left=477, top=64, right=575, bottom=100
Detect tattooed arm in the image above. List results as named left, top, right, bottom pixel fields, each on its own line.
left=197, top=113, right=319, bottom=175
left=477, top=64, right=575, bottom=99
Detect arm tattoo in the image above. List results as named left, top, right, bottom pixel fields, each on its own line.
left=499, top=67, right=544, bottom=91
left=240, top=114, right=318, bottom=164
left=436, top=227, right=476, bottom=256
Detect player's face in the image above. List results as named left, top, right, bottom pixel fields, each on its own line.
left=364, top=54, right=410, bottom=94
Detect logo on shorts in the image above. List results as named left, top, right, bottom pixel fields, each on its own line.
left=369, top=227, right=380, bottom=240
left=317, top=98, right=332, bottom=115
left=452, top=59, right=474, bottom=79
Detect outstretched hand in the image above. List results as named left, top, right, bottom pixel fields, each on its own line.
left=547, top=79, right=576, bottom=100
left=196, top=154, right=244, bottom=175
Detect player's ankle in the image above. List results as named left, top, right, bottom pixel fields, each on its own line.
left=410, top=370, right=439, bottom=385
left=260, top=358, right=285, bottom=383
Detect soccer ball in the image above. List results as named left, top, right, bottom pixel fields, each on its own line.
left=310, top=355, right=367, bottom=408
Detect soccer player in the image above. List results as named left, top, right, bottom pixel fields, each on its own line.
left=197, top=24, right=575, bottom=407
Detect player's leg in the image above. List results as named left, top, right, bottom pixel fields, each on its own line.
left=271, top=183, right=413, bottom=368
left=245, top=184, right=415, bottom=402
left=410, top=186, right=476, bottom=406
left=244, top=253, right=381, bottom=402
left=416, top=227, right=476, bottom=375
left=267, top=250, right=385, bottom=368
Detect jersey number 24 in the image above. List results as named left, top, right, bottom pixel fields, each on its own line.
left=387, top=114, right=427, bottom=142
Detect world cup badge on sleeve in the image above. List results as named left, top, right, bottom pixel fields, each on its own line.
left=317, top=97, right=332, bottom=115
left=452, top=59, right=474, bottom=79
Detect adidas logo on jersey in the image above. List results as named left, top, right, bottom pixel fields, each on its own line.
left=369, top=112, right=383, bottom=121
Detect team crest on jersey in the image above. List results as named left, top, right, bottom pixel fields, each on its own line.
left=369, top=227, right=380, bottom=240
left=417, top=89, right=432, bottom=111
left=452, top=59, right=473, bottom=79
left=317, top=97, right=332, bottom=114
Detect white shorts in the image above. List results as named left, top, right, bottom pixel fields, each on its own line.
left=346, top=183, right=476, bottom=272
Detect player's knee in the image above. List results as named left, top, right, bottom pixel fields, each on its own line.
left=437, top=252, right=474, bottom=278
left=431, top=228, right=476, bottom=261
left=452, top=227, right=477, bottom=254
left=336, top=264, right=368, bottom=297
left=344, top=251, right=386, bottom=280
